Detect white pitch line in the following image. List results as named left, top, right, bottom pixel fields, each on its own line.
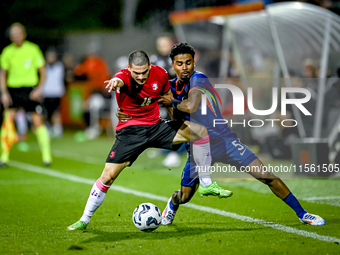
left=301, top=196, right=340, bottom=201
left=52, top=149, right=104, bottom=165
left=49, top=151, right=340, bottom=206
left=8, top=160, right=340, bottom=244
left=300, top=196, right=340, bottom=207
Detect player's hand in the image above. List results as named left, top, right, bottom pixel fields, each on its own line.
left=29, top=87, right=42, bottom=102
left=105, top=78, right=121, bottom=93
left=116, top=107, right=132, bottom=122
left=1, top=91, right=12, bottom=108
left=158, top=93, right=174, bottom=107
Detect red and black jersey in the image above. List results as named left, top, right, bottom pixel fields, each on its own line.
left=114, top=65, right=170, bottom=131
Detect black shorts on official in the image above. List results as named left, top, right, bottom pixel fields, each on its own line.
left=106, top=119, right=184, bottom=166
left=8, top=87, right=42, bottom=113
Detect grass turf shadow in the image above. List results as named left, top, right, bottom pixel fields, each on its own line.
left=80, top=223, right=267, bottom=243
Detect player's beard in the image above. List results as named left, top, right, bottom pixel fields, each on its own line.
left=131, top=76, right=143, bottom=84
left=136, top=79, right=146, bottom=85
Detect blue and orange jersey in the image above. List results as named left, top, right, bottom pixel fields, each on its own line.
left=170, top=71, right=233, bottom=140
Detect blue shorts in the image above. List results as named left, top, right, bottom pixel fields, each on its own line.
left=181, top=136, right=258, bottom=187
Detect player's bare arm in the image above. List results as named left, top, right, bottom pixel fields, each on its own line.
left=0, top=69, right=12, bottom=107
left=159, top=89, right=203, bottom=114
left=158, top=89, right=174, bottom=105
left=30, top=66, right=46, bottom=101
left=105, top=77, right=124, bottom=93
left=158, top=89, right=175, bottom=119
left=177, top=89, right=203, bottom=113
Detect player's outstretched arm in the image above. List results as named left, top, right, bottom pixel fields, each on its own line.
left=104, top=77, right=124, bottom=93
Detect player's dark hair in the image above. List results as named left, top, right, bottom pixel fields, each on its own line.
left=169, top=42, right=195, bottom=62
left=128, top=50, right=150, bottom=66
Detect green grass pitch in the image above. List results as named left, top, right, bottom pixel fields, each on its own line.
left=0, top=131, right=340, bottom=254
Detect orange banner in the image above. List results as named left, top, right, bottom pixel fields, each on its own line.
left=169, top=2, right=264, bottom=25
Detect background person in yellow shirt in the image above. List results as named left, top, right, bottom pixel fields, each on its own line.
left=0, top=22, right=52, bottom=167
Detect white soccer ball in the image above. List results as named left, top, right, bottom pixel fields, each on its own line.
left=132, top=202, right=162, bottom=232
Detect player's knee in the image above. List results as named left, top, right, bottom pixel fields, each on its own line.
left=31, top=113, right=44, bottom=128
left=100, top=169, right=114, bottom=185
left=100, top=172, right=113, bottom=186
left=259, top=177, right=274, bottom=185
left=173, top=190, right=191, bottom=204
left=101, top=162, right=128, bottom=185
left=258, top=172, right=277, bottom=185
left=180, top=191, right=192, bottom=204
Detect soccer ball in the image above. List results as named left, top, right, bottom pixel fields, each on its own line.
left=132, top=202, right=162, bottom=232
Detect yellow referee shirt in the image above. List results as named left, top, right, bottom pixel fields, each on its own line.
left=0, top=41, right=45, bottom=88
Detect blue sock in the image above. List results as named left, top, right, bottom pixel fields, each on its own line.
left=169, top=198, right=179, bottom=211
left=283, top=193, right=307, bottom=218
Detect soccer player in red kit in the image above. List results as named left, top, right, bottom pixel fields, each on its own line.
left=68, top=50, right=215, bottom=231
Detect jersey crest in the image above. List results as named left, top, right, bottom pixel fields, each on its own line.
left=152, top=83, right=158, bottom=90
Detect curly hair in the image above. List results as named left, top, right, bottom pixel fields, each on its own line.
left=169, top=42, right=195, bottom=62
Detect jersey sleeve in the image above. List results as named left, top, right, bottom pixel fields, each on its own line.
left=0, top=48, right=9, bottom=70
left=34, top=45, right=45, bottom=68
left=189, top=72, right=211, bottom=91
left=158, top=66, right=170, bottom=94
left=114, top=69, right=131, bottom=88
left=189, top=71, right=222, bottom=108
left=161, top=80, right=170, bottom=95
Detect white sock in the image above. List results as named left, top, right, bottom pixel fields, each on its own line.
left=53, top=124, right=63, bottom=137
left=199, top=177, right=212, bottom=187
left=193, top=135, right=212, bottom=187
left=15, top=110, right=28, bottom=137
left=80, top=178, right=110, bottom=225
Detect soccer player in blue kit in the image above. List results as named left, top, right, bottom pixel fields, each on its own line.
left=157, top=43, right=325, bottom=226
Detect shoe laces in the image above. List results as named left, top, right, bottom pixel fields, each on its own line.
left=166, top=209, right=175, bottom=220
left=212, top=182, right=225, bottom=191
left=303, top=214, right=316, bottom=220
left=209, top=181, right=218, bottom=189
